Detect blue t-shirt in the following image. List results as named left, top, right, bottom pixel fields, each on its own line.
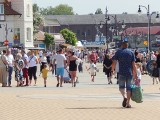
left=114, top=48, right=135, bottom=77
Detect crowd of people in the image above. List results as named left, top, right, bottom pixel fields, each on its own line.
left=1, top=40, right=160, bottom=108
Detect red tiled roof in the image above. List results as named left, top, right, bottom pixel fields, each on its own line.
left=123, top=26, right=160, bottom=35
left=4, top=2, right=21, bottom=16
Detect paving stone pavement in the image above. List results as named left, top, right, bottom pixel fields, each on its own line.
left=0, top=63, right=160, bottom=120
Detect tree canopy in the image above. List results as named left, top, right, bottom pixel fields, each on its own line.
left=95, top=8, right=103, bottom=14
left=40, top=4, right=74, bottom=15
left=44, top=33, right=54, bottom=48
left=60, top=28, right=77, bottom=46
left=33, top=4, right=44, bottom=32
left=33, top=3, right=39, bottom=13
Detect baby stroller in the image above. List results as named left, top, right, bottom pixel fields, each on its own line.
left=64, top=68, right=71, bottom=83
left=64, top=68, right=79, bottom=83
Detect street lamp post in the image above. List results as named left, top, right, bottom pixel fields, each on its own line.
left=138, top=5, right=159, bottom=54
left=105, top=6, right=109, bottom=49
left=99, top=6, right=126, bottom=50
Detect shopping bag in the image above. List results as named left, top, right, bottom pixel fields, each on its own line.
left=131, top=84, right=143, bottom=103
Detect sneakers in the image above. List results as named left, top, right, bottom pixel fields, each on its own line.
left=44, top=85, right=46, bottom=87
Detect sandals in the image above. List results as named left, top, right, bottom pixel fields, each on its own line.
left=56, top=83, right=59, bottom=87
left=122, top=98, right=127, bottom=107
left=126, top=105, right=132, bottom=108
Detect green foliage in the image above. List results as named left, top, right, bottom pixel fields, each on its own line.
left=33, top=4, right=39, bottom=13
left=95, top=8, right=103, bottom=14
left=33, top=4, right=44, bottom=31
left=40, top=4, right=74, bottom=15
left=33, top=12, right=44, bottom=31
left=60, top=29, right=78, bottom=46
left=44, top=33, right=54, bottom=48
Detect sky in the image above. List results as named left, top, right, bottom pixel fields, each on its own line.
left=32, top=0, right=160, bottom=15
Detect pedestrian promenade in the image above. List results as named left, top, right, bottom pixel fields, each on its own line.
left=0, top=63, right=160, bottom=120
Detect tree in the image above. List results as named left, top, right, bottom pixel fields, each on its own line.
left=33, top=12, right=44, bottom=31
left=33, top=4, right=44, bottom=32
left=40, top=4, right=74, bottom=15
left=44, top=33, right=54, bottom=49
left=33, top=3, right=39, bottom=13
left=60, top=28, right=78, bottom=46
left=95, top=8, right=103, bottom=14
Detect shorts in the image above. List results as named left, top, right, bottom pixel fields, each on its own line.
left=56, top=68, right=64, bottom=77
left=105, top=71, right=112, bottom=77
left=118, top=74, right=132, bottom=91
left=91, top=71, right=96, bottom=76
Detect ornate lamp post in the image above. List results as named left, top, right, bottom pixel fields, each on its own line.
left=138, top=5, right=159, bottom=54
left=96, top=6, right=126, bottom=49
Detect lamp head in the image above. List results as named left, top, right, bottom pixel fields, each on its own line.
left=138, top=5, right=142, bottom=14
left=107, top=16, right=110, bottom=21
left=100, top=24, right=103, bottom=28
left=109, top=26, right=114, bottom=32
left=156, top=13, right=159, bottom=18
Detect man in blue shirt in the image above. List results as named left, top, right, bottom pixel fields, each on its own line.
left=112, top=39, right=137, bottom=108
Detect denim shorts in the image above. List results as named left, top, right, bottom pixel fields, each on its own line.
left=118, top=74, right=133, bottom=91
left=56, top=68, right=64, bottom=77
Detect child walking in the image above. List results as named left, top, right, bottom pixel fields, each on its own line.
left=135, top=62, right=142, bottom=87
left=87, top=60, right=97, bottom=82
left=42, top=64, right=49, bottom=87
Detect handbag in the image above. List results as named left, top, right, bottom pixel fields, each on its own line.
left=131, top=84, right=143, bottom=103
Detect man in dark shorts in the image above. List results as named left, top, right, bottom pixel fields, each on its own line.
left=112, top=39, right=137, bottom=108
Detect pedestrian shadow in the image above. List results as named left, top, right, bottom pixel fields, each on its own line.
left=66, top=107, right=132, bottom=110
left=83, top=84, right=113, bottom=86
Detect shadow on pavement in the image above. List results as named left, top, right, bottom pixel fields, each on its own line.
left=66, top=107, right=133, bottom=110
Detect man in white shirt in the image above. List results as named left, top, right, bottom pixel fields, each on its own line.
left=39, top=50, right=43, bottom=58
left=75, top=50, right=80, bottom=57
left=7, top=49, right=14, bottom=87
left=53, top=49, right=67, bottom=87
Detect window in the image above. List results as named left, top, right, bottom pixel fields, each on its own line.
left=0, top=15, right=4, bottom=20
left=14, top=28, right=20, bottom=44
left=0, top=4, right=4, bottom=20
left=87, top=30, right=91, bottom=35
left=43, top=26, right=49, bottom=33
left=77, top=30, right=80, bottom=35
left=27, top=27, right=31, bottom=41
left=0, top=4, right=4, bottom=14
left=26, top=4, right=30, bottom=17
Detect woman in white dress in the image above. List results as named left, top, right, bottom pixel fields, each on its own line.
left=0, top=50, right=8, bottom=87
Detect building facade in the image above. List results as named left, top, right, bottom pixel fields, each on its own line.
left=42, top=14, right=160, bottom=41
left=0, top=0, right=33, bottom=48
